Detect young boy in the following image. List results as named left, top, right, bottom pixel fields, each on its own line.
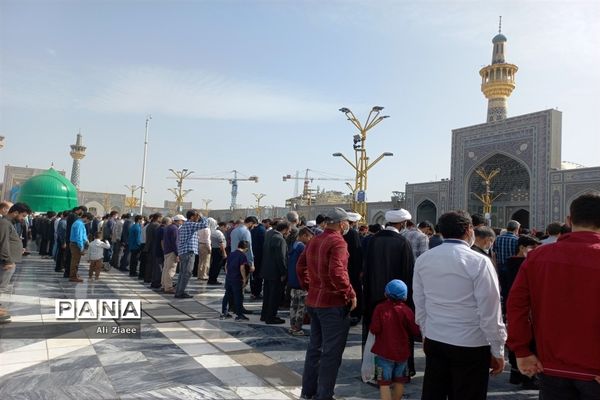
left=370, top=279, right=421, bottom=400
left=88, top=231, right=111, bottom=280
left=288, top=227, right=314, bottom=335
left=221, top=240, right=250, bottom=321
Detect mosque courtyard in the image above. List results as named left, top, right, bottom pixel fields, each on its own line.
left=0, top=253, right=539, bottom=400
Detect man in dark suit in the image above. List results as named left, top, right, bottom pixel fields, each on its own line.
left=260, top=221, right=289, bottom=324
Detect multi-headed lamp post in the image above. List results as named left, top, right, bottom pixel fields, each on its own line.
left=168, top=168, right=195, bottom=212
left=333, top=106, right=393, bottom=221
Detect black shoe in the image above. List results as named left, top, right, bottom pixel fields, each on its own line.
left=509, top=370, right=523, bottom=385
left=174, top=293, right=193, bottom=299
left=150, top=284, right=161, bottom=289
left=235, top=315, right=249, bottom=321
left=119, top=268, right=129, bottom=272
left=242, top=308, right=253, bottom=315
left=265, top=317, right=285, bottom=325
left=350, top=317, right=361, bottom=326
left=250, top=294, right=263, bottom=301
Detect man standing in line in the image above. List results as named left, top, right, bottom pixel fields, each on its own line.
left=343, top=212, right=363, bottom=326
left=128, top=215, right=143, bottom=277
left=297, top=208, right=356, bottom=400
left=63, top=206, right=87, bottom=278
left=507, top=193, right=600, bottom=399
left=363, top=209, right=416, bottom=374
left=102, top=211, right=118, bottom=269
left=250, top=218, right=266, bottom=300
left=0, top=202, right=31, bottom=322
left=471, top=225, right=496, bottom=261
left=401, top=219, right=429, bottom=259
left=69, top=212, right=93, bottom=283
left=143, top=213, right=161, bottom=283
left=161, top=214, right=184, bottom=293
left=230, top=216, right=257, bottom=269
left=540, top=221, right=562, bottom=245
left=413, top=211, right=506, bottom=399
left=111, top=212, right=123, bottom=268
left=208, top=221, right=227, bottom=285
left=260, top=220, right=289, bottom=325
left=119, top=213, right=132, bottom=271
left=493, top=219, right=520, bottom=301
left=174, top=210, right=208, bottom=299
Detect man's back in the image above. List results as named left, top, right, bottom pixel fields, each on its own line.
left=413, top=240, right=505, bottom=351
left=493, top=232, right=518, bottom=266
left=364, top=229, right=414, bottom=310
left=507, top=231, right=600, bottom=379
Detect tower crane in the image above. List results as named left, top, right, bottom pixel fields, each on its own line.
left=168, top=170, right=258, bottom=211
left=282, top=169, right=352, bottom=206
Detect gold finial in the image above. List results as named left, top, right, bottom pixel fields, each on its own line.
left=499, top=16, right=502, bottom=34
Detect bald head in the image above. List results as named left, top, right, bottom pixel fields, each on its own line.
left=0, top=201, right=13, bottom=216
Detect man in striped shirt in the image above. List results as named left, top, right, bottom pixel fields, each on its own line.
left=174, top=210, right=208, bottom=299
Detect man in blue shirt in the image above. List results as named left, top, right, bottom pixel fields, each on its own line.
left=69, top=212, right=92, bottom=282
left=175, top=210, right=208, bottom=298
left=128, top=215, right=143, bottom=277
left=230, top=216, right=258, bottom=267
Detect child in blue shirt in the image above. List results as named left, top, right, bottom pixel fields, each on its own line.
left=221, top=240, right=250, bottom=321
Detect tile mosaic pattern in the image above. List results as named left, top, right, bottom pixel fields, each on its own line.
left=0, top=255, right=539, bottom=399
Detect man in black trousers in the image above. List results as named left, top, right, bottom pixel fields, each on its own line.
left=260, top=221, right=289, bottom=324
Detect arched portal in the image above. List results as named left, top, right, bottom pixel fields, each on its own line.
left=511, top=209, right=530, bottom=229
left=467, top=153, right=530, bottom=228
left=416, top=200, right=437, bottom=224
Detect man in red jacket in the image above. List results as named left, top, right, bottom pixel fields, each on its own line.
left=507, top=193, right=600, bottom=399
left=297, top=207, right=357, bottom=400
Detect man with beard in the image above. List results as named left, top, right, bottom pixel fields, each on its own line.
left=363, top=209, right=416, bottom=375
left=344, top=212, right=363, bottom=326
left=0, top=202, right=32, bottom=322
left=260, top=220, right=290, bottom=325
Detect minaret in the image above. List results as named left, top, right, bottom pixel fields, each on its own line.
left=69, top=132, right=86, bottom=188
left=479, top=17, right=518, bottom=122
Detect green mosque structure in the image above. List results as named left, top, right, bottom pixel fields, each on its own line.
left=17, top=168, right=78, bottom=212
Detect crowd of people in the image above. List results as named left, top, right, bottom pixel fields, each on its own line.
left=0, top=193, right=599, bottom=400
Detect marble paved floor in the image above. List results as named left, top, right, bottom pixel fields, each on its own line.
left=0, top=254, right=539, bottom=399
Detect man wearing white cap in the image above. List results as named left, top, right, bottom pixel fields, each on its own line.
left=363, top=208, right=416, bottom=376
left=344, top=211, right=363, bottom=326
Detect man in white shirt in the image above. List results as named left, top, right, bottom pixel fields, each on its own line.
left=540, top=221, right=562, bottom=245
left=413, top=210, right=506, bottom=399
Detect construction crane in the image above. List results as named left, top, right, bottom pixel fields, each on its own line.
left=282, top=169, right=352, bottom=206
left=168, top=170, right=258, bottom=211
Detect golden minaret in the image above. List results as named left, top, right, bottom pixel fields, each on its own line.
left=479, top=17, right=518, bottom=122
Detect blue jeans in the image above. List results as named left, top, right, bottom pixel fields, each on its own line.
left=175, top=252, right=195, bottom=296
left=375, top=356, right=407, bottom=384
left=222, top=279, right=243, bottom=316
left=301, top=306, right=351, bottom=400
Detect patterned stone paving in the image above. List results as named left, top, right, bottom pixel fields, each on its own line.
left=0, top=255, right=539, bottom=399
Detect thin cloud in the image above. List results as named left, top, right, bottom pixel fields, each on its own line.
left=81, top=66, right=340, bottom=121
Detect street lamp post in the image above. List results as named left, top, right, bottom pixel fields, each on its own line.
left=139, top=115, right=152, bottom=215
left=168, top=169, right=195, bottom=212
left=124, top=184, right=141, bottom=214
left=252, top=193, right=266, bottom=219
left=202, top=199, right=212, bottom=216
left=333, top=106, right=393, bottom=221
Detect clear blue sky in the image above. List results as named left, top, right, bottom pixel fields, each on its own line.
left=1, top=0, right=599, bottom=210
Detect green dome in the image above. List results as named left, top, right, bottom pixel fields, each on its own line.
left=17, top=168, right=78, bottom=212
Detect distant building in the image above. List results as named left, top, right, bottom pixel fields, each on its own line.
left=404, top=28, right=600, bottom=230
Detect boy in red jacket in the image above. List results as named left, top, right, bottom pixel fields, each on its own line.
left=370, top=279, right=421, bottom=400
